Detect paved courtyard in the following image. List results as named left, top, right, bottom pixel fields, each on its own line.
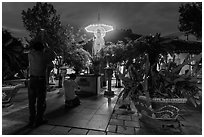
left=2, top=82, right=202, bottom=135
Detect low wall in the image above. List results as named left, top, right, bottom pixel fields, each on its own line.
left=76, top=74, right=101, bottom=95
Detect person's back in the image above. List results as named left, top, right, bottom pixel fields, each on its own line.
left=29, top=50, right=46, bottom=77
left=63, top=74, right=80, bottom=108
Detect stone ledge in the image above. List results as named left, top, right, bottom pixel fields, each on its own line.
left=109, top=119, right=124, bottom=126
left=117, top=115, right=131, bottom=121
left=117, top=125, right=135, bottom=135
left=67, top=128, right=88, bottom=135
left=87, top=130, right=106, bottom=135
left=124, top=120, right=140, bottom=128
left=106, top=124, right=117, bottom=132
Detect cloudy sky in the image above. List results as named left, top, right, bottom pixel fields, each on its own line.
left=2, top=2, right=185, bottom=38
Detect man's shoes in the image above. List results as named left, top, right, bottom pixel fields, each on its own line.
left=65, top=98, right=81, bottom=109
left=26, top=121, right=35, bottom=128
left=34, top=119, right=48, bottom=127
left=65, top=101, right=73, bottom=108
left=119, top=104, right=129, bottom=109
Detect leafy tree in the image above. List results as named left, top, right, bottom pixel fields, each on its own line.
left=22, top=2, right=62, bottom=51
left=100, top=41, right=126, bottom=66
left=102, top=33, right=174, bottom=69
left=22, top=2, right=89, bottom=75
left=59, top=24, right=87, bottom=53
left=83, top=39, right=93, bottom=54
left=64, top=48, right=91, bottom=74
left=2, top=29, right=28, bottom=80
left=59, top=25, right=88, bottom=58
left=178, top=2, right=202, bottom=39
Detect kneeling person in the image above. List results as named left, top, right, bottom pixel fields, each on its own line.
left=63, top=74, right=80, bottom=108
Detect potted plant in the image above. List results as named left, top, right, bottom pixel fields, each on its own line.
left=113, top=34, right=202, bottom=129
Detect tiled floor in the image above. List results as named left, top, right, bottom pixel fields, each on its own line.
left=67, top=128, right=88, bottom=135
left=87, top=130, right=106, bottom=135
left=2, top=84, right=202, bottom=135
left=43, top=88, right=121, bottom=130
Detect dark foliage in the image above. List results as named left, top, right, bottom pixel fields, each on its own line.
left=179, top=2, right=202, bottom=39
left=22, top=2, right=62, bottom=53
left=2, top=29, right=28, bottom=80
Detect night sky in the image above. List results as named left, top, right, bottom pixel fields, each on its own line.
left=2, top=2, right=186, bottom=38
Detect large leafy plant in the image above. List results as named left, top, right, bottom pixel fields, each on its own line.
left=118, top=52, right=202, bottom=108
left=114, top=34, right=201, bottom=108
left=151, top=53, right=202, bottom=107
left=2, top=29, right=28, bottom=81
left=117, top=54, right=147, bottom=100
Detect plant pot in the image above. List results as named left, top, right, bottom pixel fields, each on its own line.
left=131, top=95, right=184, bottom=130
left=2, top=84, right=23, bottom=107
left=151, top=98, right=187, bottom=110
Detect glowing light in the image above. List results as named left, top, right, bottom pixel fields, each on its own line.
left=85, top=24, right=113, bottom=55
left=85, top=24, right=113, bottom=37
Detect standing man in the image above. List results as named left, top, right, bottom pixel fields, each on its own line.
left=27, top=41, right=52, bottom=127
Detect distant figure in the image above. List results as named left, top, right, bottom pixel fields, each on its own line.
left=63, top=74, right=80, bottom=108
left=28, top=41, right=53, bottom=127
left=115, top=71, right=122, bottom=88
left=46, top=61, right=54, bottom=90
left=49, top=69, right=55, bottom=84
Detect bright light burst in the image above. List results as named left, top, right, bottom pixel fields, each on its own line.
left=85, top=24, right=113, bottom=38
left=85, top=23, right=113, bottom=55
